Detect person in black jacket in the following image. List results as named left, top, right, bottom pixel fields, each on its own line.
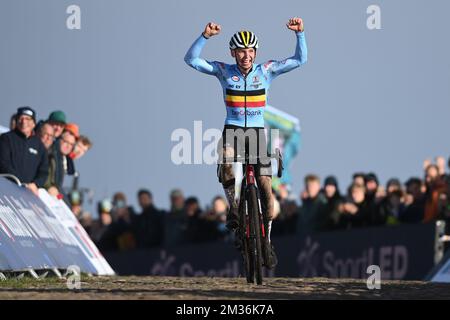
left=134, top=189, right=164, bottom=248
left=297, top=174, right=328, bottom=234
left=184, top=197, right=203, bottom=243
left=0, top=107, right=48, bottom=195
left=322, top=176, right=344, bottom=231
left=400, top=177, right=425, bottom=223
left=339, top=183, right=379, bottom=229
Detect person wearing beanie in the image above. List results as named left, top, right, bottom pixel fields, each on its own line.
left=364, top=172, right=379, bottom=186
left=364, top=172, right=380, bottom=204
left=65, top=123, right=80, bottom=139
left=322, top=175, right=344, bottom=231
left=0, top=106, right=49, bottom=195
left=386, top=178, right=402, bottom=194
left=47, top=111, right=67, bottom=189
left=16, top=106, right=37, bottom=123
left=352, top=172, right=366, bottom=187
left=47, top=110, right=67, bottom=139
left=324, top=176, right=338, bottom=189
left=44, top=112, right=73, bottom=196
left=45, top=126, right=78, bottom=196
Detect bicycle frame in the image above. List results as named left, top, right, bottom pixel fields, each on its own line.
left=226, top=148, right=283, bottom=285
left=242, top=164, right=266, bottom=240
left=240, top=148, right=283, bottom=240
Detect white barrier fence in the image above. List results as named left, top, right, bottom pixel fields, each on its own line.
left=0, top=177, right=114, bottom=276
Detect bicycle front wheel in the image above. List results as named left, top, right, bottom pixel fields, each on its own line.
left=247, top=185, right=264, bottom=285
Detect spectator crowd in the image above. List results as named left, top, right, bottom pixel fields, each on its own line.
left=85, top=190, right=232, bottom=251
left=79, top=158, right=450, bottom=253
left=1, top=106, right=449, bottom=253
left=0, top=106, right=92, bottom=199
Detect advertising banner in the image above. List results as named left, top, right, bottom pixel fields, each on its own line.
left=105, top=223, right=438, bottom=280
left=0, top=177, right=114, bottom=275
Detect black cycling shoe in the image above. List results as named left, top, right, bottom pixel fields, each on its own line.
left=264, top=242, right=278, bottom=269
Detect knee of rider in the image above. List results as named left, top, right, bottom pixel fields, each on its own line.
left=223, top=146, right=235, bottom=163
left=221, top=163, right=235, bottom=183
left=258, top=176, right=272, bottom=190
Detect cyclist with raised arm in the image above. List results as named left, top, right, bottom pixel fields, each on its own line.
left=184, top=18, right=307, bottom=269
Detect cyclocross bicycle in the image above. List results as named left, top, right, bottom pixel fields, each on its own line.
left=235, top=148, right=283, bottom=285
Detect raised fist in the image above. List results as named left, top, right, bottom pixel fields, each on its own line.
left=203, top=22, right=221, bottom=38
left=286, top=17, right=304, bottom=33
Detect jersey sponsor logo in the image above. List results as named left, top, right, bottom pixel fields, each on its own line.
left=251, top=83, right=262, bottom=89
left=232, top=75, right=240, bottom=82
left=231, top=109, right=262, bottom=117
left=253, top=76, right=259, bottom=83
left=28, top=148, right=38, bottom=155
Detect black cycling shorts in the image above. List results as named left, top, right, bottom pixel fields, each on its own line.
left=217, top=125, right=272, bottom=177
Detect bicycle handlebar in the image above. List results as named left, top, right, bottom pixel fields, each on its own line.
left=221, top=148, right=284, bottom=178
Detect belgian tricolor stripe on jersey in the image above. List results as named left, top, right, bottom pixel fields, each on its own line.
left=225, top=89, right=266, bottom=108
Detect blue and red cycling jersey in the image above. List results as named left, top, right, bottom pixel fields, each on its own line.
left=184, top=31, right=307, bottom=128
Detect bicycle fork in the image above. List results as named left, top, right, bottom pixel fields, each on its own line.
left=244, top=165, right=266, bottom=240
